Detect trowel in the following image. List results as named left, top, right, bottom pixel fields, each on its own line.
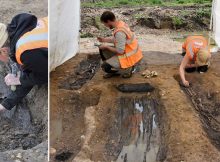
left=94, top=42, right=101, bottom=47
left=10, top=62, right=20, bottom=91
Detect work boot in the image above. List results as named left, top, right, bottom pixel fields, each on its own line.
left=121, top=66, right=134, bottom=78
left=121, top=72, right=132, bottom=78
left=103, top=73, right=120, bottom=79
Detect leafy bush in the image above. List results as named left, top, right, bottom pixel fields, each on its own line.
left=196, top=8, right=211, bottom=18
left=172, top=16, right=184, bottom=29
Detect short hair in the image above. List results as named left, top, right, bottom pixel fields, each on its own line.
left=100, top=11, right=116, bottom=23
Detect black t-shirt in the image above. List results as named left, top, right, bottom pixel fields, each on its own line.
left=20, top=48, right=48, bottom=87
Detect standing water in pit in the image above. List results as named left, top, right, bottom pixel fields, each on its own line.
left=116, top=97, right=162, bottom=162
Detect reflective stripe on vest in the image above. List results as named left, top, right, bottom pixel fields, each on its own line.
left=187, top=37, right=207, bottom=61
left=118, top=45, right=139, bottom=59
left=16, top=17, right=48, bottom=65
left=113, top=21, right=143, bottom=68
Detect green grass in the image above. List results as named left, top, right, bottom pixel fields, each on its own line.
left=172, top=16, right=184, bottom=28
left=195, top=8, right=211, bottom=19
left=82, top=0, right=211, bottom=8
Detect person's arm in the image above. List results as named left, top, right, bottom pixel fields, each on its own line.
left=99, top=32, right=126, bottom=54
left=97, top=37, right=114, bottom=43
left=20, top=49, right=48, bottom=87
left=102, top=46, right=118, bottom=54
left=0, top=104, right=6, bottom=112
left=179, top=54, right=190, bottom=87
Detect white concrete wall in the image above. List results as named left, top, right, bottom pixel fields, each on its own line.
left=50, top=0, right=80, bottom=71
left=213, top=0, right=220, bottom=47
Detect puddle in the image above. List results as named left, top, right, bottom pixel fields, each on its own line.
left=106, top=96, right=166, bottom=162
left=116, top=99, right=160, bottom=162
left=59, top=54, right=100, bottom=90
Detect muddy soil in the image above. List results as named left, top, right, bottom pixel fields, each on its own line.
left=0, top=105, right=44, bottom=151
left=174, top=66, right=220, bottom=150
left=81, top=5, right=211, bottom=38
left=0, top=62, right=46, bottom=152
left=50, top=49, right=220, bottom=162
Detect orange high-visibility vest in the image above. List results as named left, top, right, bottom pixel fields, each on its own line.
left=182, top=36, right=210, bottom=61
left=15, top=17, right=48, bottom=65
left=113, top=21, right=143, bottom=69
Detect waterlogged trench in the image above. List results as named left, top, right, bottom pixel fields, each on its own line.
left=115, top=96, right=164, bottom=162
left=51, top=54, right=167, bottom=162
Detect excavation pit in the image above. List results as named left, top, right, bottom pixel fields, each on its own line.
left=59, top=54, right=100, bottom=90
left=50, top=89, right=102, bottom=162
left=105, top=96, right=167, bottom=162
left=0, top=64, right=46, bottom=153
left=174, top=75, right=220, bottom=149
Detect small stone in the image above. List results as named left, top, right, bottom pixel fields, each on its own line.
left=50, top=147, right=56, bottom=155
left=81, top=135, right=85, bottom=140
left=11, top=154, right=15, bottom=158
left=16, top=153, right=22, bottom=159
left=15, top=160, right=21, bottom=162
left=207, top=91, right=212, bottom=99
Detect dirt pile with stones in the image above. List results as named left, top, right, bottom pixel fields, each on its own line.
left=81, top=5, right=211, bottom=38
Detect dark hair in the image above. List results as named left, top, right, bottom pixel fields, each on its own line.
left=100, top=11, right=116, bottom=23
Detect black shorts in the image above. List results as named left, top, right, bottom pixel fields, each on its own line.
left=185, top=65, right=209, bottom=73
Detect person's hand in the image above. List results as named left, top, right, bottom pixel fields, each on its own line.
left=4, top=74, right=21, bottom=86
left=0, top=104, right=6, bottom=113
left=97, top=37, right=106, bottom=43
left=183, top=80, right=190, bottom=87
left=99, top=45, right=108, bottom=50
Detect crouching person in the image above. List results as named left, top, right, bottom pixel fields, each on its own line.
left=0, top=13, right=48, bottom=112
left=98, top=11, right=143, bottom=79
left=180, top=35, right=211, bottom=87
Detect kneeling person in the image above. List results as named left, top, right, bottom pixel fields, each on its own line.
left=180, top=36, right=211, bottom=87
left=0, top=13, right=48, bottom=112
left=98, top=11, right=143, bottom=78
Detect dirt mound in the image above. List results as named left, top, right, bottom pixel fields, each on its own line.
left=81, top=5, right=211, bottom=38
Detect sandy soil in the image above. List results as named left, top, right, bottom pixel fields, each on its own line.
left=0, top=0, right=47, bottom=24
left=50, top=34, right=220, bottom=162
